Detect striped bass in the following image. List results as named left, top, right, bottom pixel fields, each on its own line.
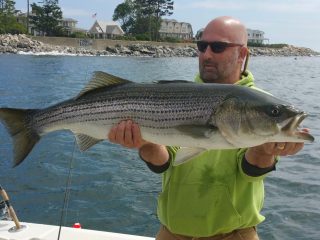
left=0, top=71, right=314, bottom=166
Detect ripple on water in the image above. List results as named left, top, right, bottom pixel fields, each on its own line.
left=0, top=55, right=319, bottom=239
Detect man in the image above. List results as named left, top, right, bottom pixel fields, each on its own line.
left=108, top=16, right=305, bottom=240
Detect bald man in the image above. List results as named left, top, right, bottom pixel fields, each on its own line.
left=199, top=16, right=248, bottom=84
left=108, top=16, right=305, bottom=240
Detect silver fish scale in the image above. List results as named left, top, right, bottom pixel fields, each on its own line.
left=32, top=82, right=226, bottom=131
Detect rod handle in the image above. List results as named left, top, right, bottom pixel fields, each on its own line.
left=7, top=204, right=21, bottom=229
left=0, top=188, right=21, bottom=229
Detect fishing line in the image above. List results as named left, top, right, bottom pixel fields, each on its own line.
left=57, top=139, right=77, bottom=240
left=57, top=63, right=91, bottom=240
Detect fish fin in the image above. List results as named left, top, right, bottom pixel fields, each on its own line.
left=175, top=125, right=219, bottom=138
left=174, top=147, right=206, bottom=166
left=76, top=71, right=131, bottom=99
left=75, top=134, right=102, bottom=151
left=0, top=108, right=40, bottom=167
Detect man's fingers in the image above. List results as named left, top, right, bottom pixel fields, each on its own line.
left=132, top=123, right=144, bottom=147
left=108, top=125, right=117, bottom=142
left=277, top=142, right=294, bottom=156
left=107, top=120, right=144, bottom=148
left=287, top=143, right=304, bottom=156
left=271, top=142, right=285, bottom=155
left=274, top=142, right=305, bottom=156
left=124, top=120, right=134, bottom=147
left=275, top=143, right=285, bottom=150
left=107, top=120, right=153, bottom=149
left=115, top=121, right=126, bottom=144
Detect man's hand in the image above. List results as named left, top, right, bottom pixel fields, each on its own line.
left=108, top=120, right=147, bottom=149
left=108, top=120, right=169, bottom=166
left=245, top=129, right=309, bottom=168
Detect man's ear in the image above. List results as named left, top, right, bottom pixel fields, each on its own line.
left=239, top=47, right=248, bottom=62
left=239, top=47, right=249, bottom=75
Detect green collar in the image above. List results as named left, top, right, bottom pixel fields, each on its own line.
left=194, top=70, right=255, bottom=87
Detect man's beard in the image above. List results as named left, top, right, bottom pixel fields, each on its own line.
left=200, top=62, right=228, bottom=83
left=200, top=57, right=238, bottom=83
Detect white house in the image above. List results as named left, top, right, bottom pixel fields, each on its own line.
left=89, top=20, right=124, bottom=39
left=59, top=17, right=78, bottom=35
left=159, top=19, right=193, bottom=40
left=195, top=28, right=204, bottom=40
left=16, top=12, right=83, bottom=36
left=195, top=28, right=269, bottom=44
left=247, top=29, right=269, bottom=44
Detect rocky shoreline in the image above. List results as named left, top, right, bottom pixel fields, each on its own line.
left=0, top=34, right=319, bottom=57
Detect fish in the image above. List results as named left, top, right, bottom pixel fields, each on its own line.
left=0, top=71, right=315, bottom=166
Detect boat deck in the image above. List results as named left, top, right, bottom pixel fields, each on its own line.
left=0, top=220, right=155, bottom=240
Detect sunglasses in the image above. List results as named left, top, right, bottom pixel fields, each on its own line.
left=197, top=41, right=243, bottom=53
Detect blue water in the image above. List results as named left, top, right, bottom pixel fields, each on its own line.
left=0, top=54, right=319, bottom=239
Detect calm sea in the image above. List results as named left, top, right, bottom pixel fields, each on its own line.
left=0, top=54, right=319, bottom=240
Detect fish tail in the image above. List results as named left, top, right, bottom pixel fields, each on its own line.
left=0, top=108, right=40, bottom=167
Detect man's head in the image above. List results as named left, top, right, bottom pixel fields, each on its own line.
left=198, top=16, right=249, bottom=84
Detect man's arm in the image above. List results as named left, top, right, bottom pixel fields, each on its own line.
left=245, top=139, right=306, bottom=169
left=240, top=131, right=308, bottom=179
left=108, top=120, right=169, bottom=166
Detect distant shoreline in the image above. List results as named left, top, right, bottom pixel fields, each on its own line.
left=0, top=34, right=319, bottom=57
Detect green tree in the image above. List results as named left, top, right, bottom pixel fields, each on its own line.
left=136, top=0, right=174, bottom=19
left=30, top=0, right=63, bottom=36
left=0, top=0, right=26, bottom=34
left=113, top=0, right=174, bottom=41
left=0, top=0, right=15, bottom=14
left=112, top=0, right=135, bottom=34
left=135, top=0, right=174, bottom=40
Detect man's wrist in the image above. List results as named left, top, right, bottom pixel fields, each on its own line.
left=245, top=148, right=276, bottom=168
left=242, top=155, right=276, bottom=177
left=138, top=144, right=170, bottom=174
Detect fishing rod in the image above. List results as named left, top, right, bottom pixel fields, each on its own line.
left=57, top=139, right=77, bottom=240
left=0, top=185, right=26, bottom=232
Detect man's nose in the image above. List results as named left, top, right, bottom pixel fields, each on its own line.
left=202, top=45, right=214, bottom=59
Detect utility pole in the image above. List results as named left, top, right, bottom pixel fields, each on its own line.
left=27, top=0, right=29, bottom=34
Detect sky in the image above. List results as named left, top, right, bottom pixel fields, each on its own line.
left=16, top=0, right=320, bottom=52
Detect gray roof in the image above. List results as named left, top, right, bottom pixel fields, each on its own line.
left=91, top=20, right=124, bottom=34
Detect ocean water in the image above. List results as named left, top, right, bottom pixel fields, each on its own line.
left=0, top=54, right=319, bottom=239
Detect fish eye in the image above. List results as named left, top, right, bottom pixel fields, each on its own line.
left=270, top=106, right=281, bottom=117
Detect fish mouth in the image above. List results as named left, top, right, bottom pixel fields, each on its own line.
left=281, top=112, right=314, bottom=142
